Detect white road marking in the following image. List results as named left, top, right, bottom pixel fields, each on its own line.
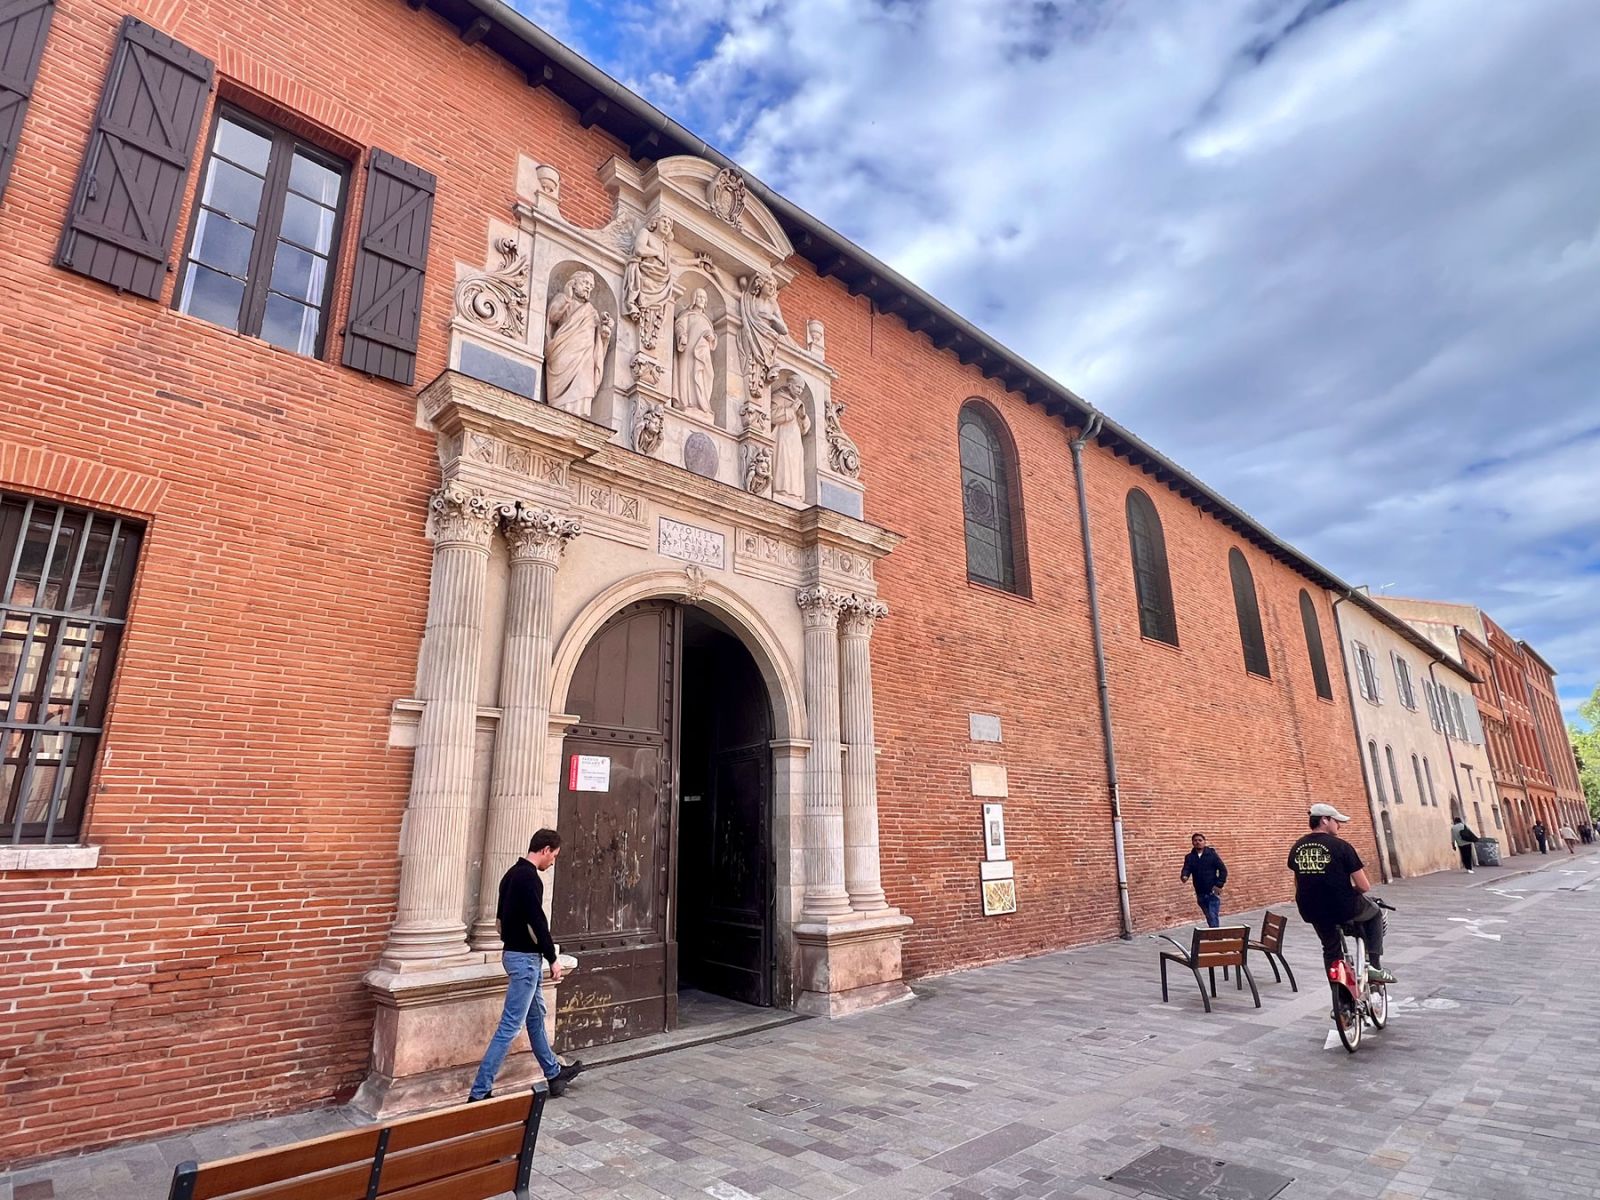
left=1448, top=917, right=1504, bottom=941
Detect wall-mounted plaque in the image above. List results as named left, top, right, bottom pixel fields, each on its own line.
left=982, top=802, right=1006, bottom=862
left=658, top=517, right=725, bottom=568
left=982, top=878, right=1017, bottom=916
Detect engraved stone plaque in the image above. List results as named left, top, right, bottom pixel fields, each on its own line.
left=658, top=517, right=725, bottom=568
left=683, top=431, right=720, bottom=479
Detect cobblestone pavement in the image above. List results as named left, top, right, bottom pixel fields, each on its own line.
left=6, top=849, right=1599, bottom=1200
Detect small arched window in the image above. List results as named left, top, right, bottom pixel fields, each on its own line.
left=1386, top=745, right=1404, bottom=805
left=1227, top=548, right=1270, bottom=677
left=1367, top=740, right=1388, bottom=806
left=1412, top=754, right=1426, bottom=807
left=1297, top=590, right=1333, bottom=699
left=958, top=402, right=1026, bottom=594
left=1125, top=489, right=1177, bottom=645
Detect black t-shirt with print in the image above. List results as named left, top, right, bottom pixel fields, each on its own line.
left=1286, top=832, right=1364, bottom=925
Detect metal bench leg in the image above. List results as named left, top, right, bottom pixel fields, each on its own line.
left=1160, top=956, right=1170, bottom=1003
left=1192, top=967, right=1212, bottom=1013
left=1207, top=966, right=1217, bottom=998
left=1264, top=953, right=1282, bottom=983
left=1242, top=964, right=1261, bottom=1008
left=1236, top=962, right=1244, bottom=991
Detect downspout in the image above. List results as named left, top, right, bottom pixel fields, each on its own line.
left=1331, top=592, right=1392, bottom=883
left=1068, top=413, right=1133, bottom=939
left=1426, top=660, right=1467, bottom=822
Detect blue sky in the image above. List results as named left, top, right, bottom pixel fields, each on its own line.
left=510, top=0, right=1598, bottom=727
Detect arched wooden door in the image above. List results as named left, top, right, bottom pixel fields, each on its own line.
left=553, top=600, right=679, bottom=1050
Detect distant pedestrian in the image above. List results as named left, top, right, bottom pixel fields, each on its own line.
left=1580, top=823, right=1593, bottom=845
left=1450, top=817, right=1479, bottom=874
left=1558, top=824, right=1579, bottom=855
left=1180, top=832, right=1228, bottom=927
left=1533, top=820, right=1549, bottom=854
left=468, top=829, right=582, bottom=1103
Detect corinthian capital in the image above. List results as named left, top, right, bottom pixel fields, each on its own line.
left=428, top=482, right=496, bottom=545
left=839, top=594, right=889, bottom=637
left=497, top=502, right=582, bottom=565
left=796, top=585, right=850, bottom=630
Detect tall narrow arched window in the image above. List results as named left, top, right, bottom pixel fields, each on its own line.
left=1297, top=590, right=1333, bottom=699
left=1125, top=489, right=1178, bottom=645
left=1227, top=548, right=1270, bottom=677
left=1412, top=753, right=1425, bottom=807
left=958, top=402, right=1027, bottom=594
left=1386, top=745, right=1404, bottom=805
left=1367, top=740, right=1388, bottom=806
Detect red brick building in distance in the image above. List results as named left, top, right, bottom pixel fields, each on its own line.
left=0, top=0, right=1533, bottom=1162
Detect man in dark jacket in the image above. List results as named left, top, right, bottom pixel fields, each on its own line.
left=468, top=829, right=582, bottom=1102
left=1180, top=832, right=1228, bottom=927
left=1533, top=820, right=1549, bottom=854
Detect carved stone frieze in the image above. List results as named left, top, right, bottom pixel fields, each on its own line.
left=683, top=564, right=710, bottom=606
left=738, top=400, right=770, bottom=436
left=824, top=398, right=862, bottom=479
left=707, top=168, right=747, bottom=229
left=427, top=482, right=495, bottom=545
left=568, top=471, right=645, bottom=532
left=743, top=445, right=773, bottom=496
left=815, top=544, right=875, bottom=587
left=630, top=353, right=664, bottom=391
left=454, top=236, right=529, bottom=340
left=632, top=399, right=665, bottom=457
left=497, top=502, right=581, bottom=565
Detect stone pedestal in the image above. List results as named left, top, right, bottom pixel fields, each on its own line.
left=792, top=911, right=914, bottom=1017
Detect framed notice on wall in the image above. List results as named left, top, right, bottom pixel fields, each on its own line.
left=982, top=802, right=1006, bottom=862
left=982, top=878, right=1017, bottom=916
left=568, top=754, right=611, bottom=792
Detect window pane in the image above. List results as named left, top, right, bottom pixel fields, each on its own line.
left=289, top=152, right=341, bottom=205
left=269, top=242, right=328, bottom=305
left=191, top=210, right=257, bottom=279
left=261, top=294, right=320, bottom=356
left=178, top=265, right=246, bottom=331
left=214, top=117, right=271, bottom=173
left=280, top=192, right=336, bottom=253
left=201, top=159, right=265, bottom=224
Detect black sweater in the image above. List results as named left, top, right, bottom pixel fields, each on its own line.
left=497, top=859, right=557, bottom=963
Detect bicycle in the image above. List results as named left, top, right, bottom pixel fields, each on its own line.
left=1329, top=896, right=1395, bottom=1052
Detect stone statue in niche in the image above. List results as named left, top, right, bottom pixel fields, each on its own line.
left=770, top=377, right=811, bottom=502
left=737, top=272, right=788, bottom=399
left=545, top=271, right=612, bottom=418
left=622, top=215, right=674, bottom=350
left=673, top=288, right=717, bottom=417
left=824, top=397, right=862, bottom=479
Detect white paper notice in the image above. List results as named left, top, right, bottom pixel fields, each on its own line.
left=569, top=754, right=611, bottom=792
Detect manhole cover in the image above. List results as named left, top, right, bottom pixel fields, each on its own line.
left=750, top=1094, right=816, bottom=1116
left=1108, top=1145, right=1293, bottom=1200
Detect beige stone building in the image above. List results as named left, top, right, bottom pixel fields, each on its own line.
left=1334, top=596, right=1492, bottom=878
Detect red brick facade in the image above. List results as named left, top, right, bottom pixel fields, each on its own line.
left=1, top=0, right=1375, bottom=1162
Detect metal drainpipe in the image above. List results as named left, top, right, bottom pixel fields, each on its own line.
left=1427, top=660, right=1468, bottom=821
left=1330, top=592, right=1392, bottom=883
left=1067, top=415, right=1133, bottom=938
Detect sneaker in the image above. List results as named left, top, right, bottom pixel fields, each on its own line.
left=545, top=1075, right=568, bottom=1098
left=467, top=1092, right=491, bottom=1103
left=556, top=1059, right=584, bottom=1082
left=1466, top=869, right=1474, bottom=874
left=1366, top=966, right=1397, bottom=985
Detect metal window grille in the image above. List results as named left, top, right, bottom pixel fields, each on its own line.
left=1, top=493, right=141, bottom=844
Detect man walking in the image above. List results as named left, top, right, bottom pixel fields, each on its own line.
left=1450, top=815, right=1478, bottom=874
left=1533, top=820, right=1549, bottom=854
left=469, top=829, right=582, bottom=1102
left=1180, top=833, right=1228, bottom=927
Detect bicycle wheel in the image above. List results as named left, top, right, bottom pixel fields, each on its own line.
left=1368, top=984, right=1388, bottom=1030
left=1336, top=998, right=1362, bottom=1052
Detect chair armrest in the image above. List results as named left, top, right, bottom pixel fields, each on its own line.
left=1150, top=934, right=1189, bottom=958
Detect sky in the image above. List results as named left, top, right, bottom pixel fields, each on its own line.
left=509, top=0, right=1599, bottom=726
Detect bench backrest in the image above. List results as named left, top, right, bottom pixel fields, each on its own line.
left=167, top=1085, right=546, bottom=1200
left=1255, top=910, right=1288, bottom=952
left=1188, top=925, right=1249, bottom=968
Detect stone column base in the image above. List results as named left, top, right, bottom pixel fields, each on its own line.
left=792, top=910, right=914, bottom=1018
left=352, top=959, right=559, bottom=1119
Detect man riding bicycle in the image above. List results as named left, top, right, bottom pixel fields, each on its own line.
left=1288, top=803, right=1396, bottom=1004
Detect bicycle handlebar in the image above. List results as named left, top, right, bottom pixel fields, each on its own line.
left=1372, top=897, right=1397, bottom=911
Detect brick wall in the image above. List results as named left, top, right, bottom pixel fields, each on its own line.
left=2, top=0, right=1368, bottom=1161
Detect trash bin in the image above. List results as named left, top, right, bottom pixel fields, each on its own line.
left=1474, top=838, right=1500, bottom=867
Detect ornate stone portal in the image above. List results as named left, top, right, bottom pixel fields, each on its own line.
left=363, top=155, right=905, bottom=1115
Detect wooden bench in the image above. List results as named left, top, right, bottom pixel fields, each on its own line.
left=166, top=1081, right=547, bottom=1200
left=1155, top=925, right=1259, bottom=1012
left=1247, top=910, right=1297, bottom=992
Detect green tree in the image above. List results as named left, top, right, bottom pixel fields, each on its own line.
left=1569, top=682, right=1600, bottom=821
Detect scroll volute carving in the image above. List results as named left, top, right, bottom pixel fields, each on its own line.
left=454, top=236, right=530, bottom=339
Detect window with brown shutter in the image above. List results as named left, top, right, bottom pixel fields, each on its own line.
left=1227, top=547, right=1270, bottom=678
left=55, top=17, right=213, bottom=299
left=0, top=0, right=56, bottom=203
left=341, top=149, right=436, bottom=385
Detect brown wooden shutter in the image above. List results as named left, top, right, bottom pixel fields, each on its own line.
left=341, top=149, right=436, bottom=385
left=0, top=0, right=56, bottom=202
left=55, top=16, right=213, bottom=299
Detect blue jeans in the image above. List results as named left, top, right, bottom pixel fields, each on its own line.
left=469, top=952, right=560, bottom=1099
left=1197, top=891, right=1221, bottom=928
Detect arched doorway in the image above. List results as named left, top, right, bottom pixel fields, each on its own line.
left=552, top=599, right=774, bottom=1053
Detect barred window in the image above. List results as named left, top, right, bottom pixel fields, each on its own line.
left=2, top=494, right=142, bottom=844
left=958, top=402, right=1028, bottom=595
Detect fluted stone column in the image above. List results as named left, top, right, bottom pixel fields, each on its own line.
left=840, top=595, right=890, bottom=913
left=381, top=483, right=496, bottom=968
left=797, top=586, right=852, bottom=920
left=470, top=504, right=581, bottom=950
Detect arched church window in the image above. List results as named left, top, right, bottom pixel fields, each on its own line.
left=958, top=402, right=1027, bottom=594
left=1125, top=488, right=1178, bottom=645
